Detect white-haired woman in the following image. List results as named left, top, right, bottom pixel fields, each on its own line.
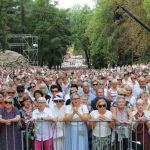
left=111, top=96, right=132, bottom=150
left=132, top=99, right=150, bottom=150
left=140, top=92, right=150, bottom=111
left=124, top=85, right=136, bottom=108
left=64, top=93, right=89, bottom=150
left=52, top=92, right=66, bottom=150
left=31, top=97, right=54, bottom=150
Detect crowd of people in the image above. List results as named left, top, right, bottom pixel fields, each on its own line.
left=0, top=63, right=150, bottom=150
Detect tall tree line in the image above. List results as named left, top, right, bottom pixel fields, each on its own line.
left=0, top=0, right=70, bottom=68
left=69, top=0, right=150, bottom=68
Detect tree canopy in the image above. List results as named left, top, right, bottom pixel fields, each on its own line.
left=69, top=0, right=150, bottom=68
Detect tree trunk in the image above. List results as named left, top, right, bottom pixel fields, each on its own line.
left=84, top=49, right=90, bottom=68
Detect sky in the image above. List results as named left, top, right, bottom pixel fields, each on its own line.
left=56, top=0, right=95, bottom=9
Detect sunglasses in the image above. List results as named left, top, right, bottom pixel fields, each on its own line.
left=31, top=86, right=35, bottom=88
left=54, top=100, right=63, bottom=103
left=93, top=84, right=98, bottom=86
left=5, top=101, right=13, bottom=104
left=97, top=104, right=106, bottom=108
left=8, top=92, right=15, bottom=94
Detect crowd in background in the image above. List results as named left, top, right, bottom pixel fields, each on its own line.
left=0, top=63, right=150, bottom=150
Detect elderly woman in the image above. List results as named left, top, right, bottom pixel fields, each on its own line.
left=64, top=93, right=89, bottom=150
left=19, top=96, right=34, bottom=150
left=140, top=92, right=150, bottom=111
left=32, top=97, right=54, bottom=150
left=19, top=96, right=33, bottom=129
left=89, top=99, right=113, bottom=150
left=124, top=85, right=136, bottom=108
left=111, top=96, right=132, bottom=150
left=0, top=97, right=22, bottom=150
left=132, top=99, right=150, bottom=150
left=52, top=92, right=66, bottom=150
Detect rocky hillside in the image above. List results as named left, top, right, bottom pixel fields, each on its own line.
left=0, top=50, right=28, bottom=67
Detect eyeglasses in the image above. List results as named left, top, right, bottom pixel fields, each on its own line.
left=97, top=104, right=106, bottom=108
left=5, top=101, right=13, bottom=104
left=52, top=90, right=58, bottom=93
left=54, top=100, right=63, bottom=103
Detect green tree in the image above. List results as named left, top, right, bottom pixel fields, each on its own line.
left=0, top=0, right=17, bottom=51
left=27, top=0, right=70, bottom=68
left=69, top=5, right=92, bottom=68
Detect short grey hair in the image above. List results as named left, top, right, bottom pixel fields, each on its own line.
left=83, top=81, right=89, bottom=87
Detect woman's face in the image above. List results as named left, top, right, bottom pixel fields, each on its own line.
left=117, top=99, right=126, bottom=109
left=92, top=81, right=98, bottom=90
left=126, top=89, right=132, bottom=96
left=35, top=93, right=42, bottom=99
left=4, top=99, right=13, bottom=109
left=97, top=102, right=107, bottom=112
left=38, top=102, right=45, bottom=110
left=141, top=94, right=149, bottom=102
left=136, top=102, right=144, bottom=112
left=72, top=95, right=80, bottom=106
left=54, top=100, right=64, bottom=108
left=24, top=100, right=32, bottom=108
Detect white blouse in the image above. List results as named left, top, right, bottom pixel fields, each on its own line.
left=90, top=110, right=112, bottom=137
left=52, top=105, right=66, bottom=139
left=65, top=104, right=89, bottom=125
left=32, top=107, right=54, bottom=141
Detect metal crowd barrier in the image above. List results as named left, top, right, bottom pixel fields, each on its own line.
left=0, top=120, right=149, bottom=150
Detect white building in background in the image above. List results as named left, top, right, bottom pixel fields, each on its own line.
left=62, top=54, right=87, bottom=68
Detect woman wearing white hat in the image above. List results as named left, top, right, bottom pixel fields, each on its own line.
left=52, top=92, right=66, bottom=150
